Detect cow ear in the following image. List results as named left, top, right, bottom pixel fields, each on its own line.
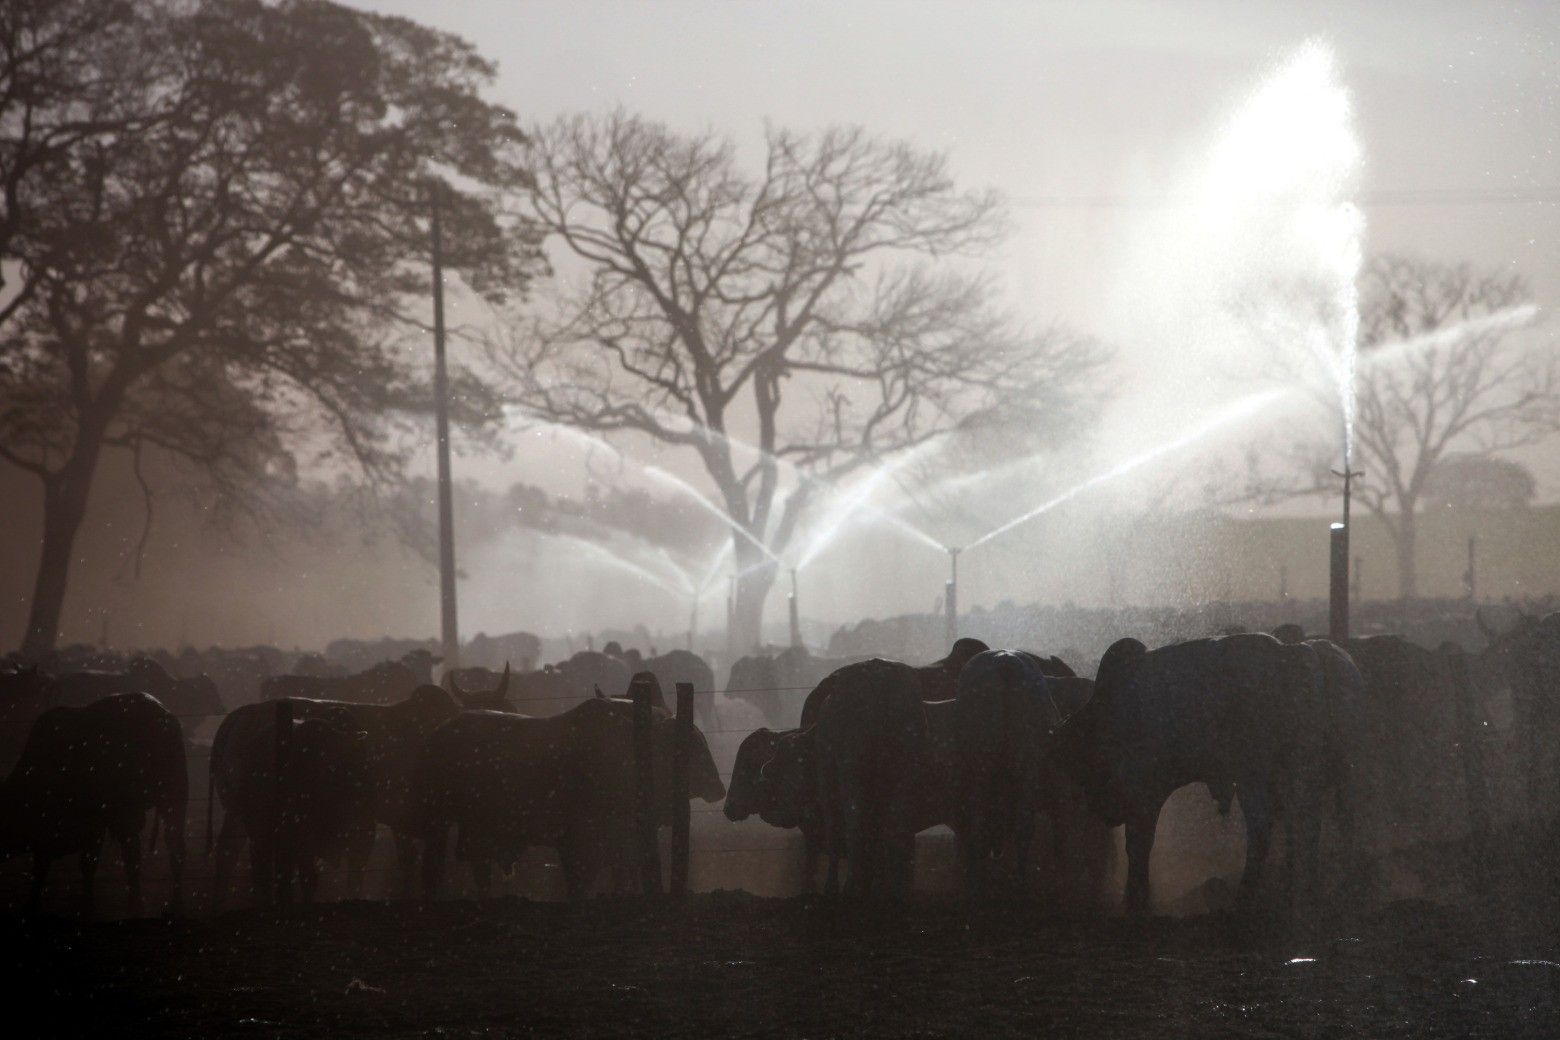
left=498, top=662, right=510, bottom=698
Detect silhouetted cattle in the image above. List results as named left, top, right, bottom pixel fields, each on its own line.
left=636, top=649, right=716, bottom=724
left=260, top=654, right=425, bottom=706
left=954, top=650, right=1076, bottom=895
left=804, top=659, right=927, bottom=897
left=1054, top=633, right=1354, bottom=917
left=0, top=693, right=186, bottom=916
left=726, top=646, right=866, bottom=727
left=1477, top=609, right=1560, bottom=811
left=273, top=716, right=376, bottom=904
left=209, top=684, right=459, bottom=904
left=54, top=657, right=224, bottom=721
left=418, top=698, right=725, bottom=900
left=1344, top=633, right=1486, bottom=849
left=556, top=651, right=631, bottom=700
left=292, top=653, right=347, bottom=679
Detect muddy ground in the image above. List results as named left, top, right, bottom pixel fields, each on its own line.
left=9, top=893, right=1560, bottom=1039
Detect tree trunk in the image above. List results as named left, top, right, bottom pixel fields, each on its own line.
left=21, top=445, right=103, bottom=657
left=1393, top=509, right=1418, bottom=601
left=728, top=556, right=778, bottom=658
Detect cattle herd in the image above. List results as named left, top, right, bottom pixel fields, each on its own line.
left=1, top=609, right=1557, bottom=922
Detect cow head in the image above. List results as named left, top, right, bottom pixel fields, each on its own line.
left=725, top=728, right=785, bottom=822
left=399, top=649, right=441, bottom=684
left=756, top=728, right=815, bottom=829
left=450, top=663, right=514, bottom=712
left=1475, top=608, right=1560, bottom=705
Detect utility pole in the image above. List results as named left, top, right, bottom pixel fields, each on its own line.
left=430, top=182, right=459, bottom=670
left=788, top=569, right=801, bottom=649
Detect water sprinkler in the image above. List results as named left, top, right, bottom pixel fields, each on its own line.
left=945, top=547, right=961, bottom=647
left=788, top=568, right=801, bottom=649
left=1328, top=464, right=1363, bottom=643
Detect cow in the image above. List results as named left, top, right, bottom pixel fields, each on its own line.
left=954, top=650, right=1082, bottom=897
left=637, top=649, right=717, bottom=726
left=208, top=684, right=460, bottom=904
left=805, top=660, right=927, bottom=897
left=54, top=657, right=224, bottom=722
left=1053, top=633, right=1351, bottom=918
left=0, top=693, right=187, bottom=916
left=726, top=646, right=865, bottom=727
left=417, top=698, right=725, bottom=900
left=273, top=717, right=376, bottom=904
left=1476, top=609, right=1560, bottom=813
left=259, top=653, right=425, bottom=706
left=556, top=651, right=631, bottom=700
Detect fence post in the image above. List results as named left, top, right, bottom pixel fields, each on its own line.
left=670, top=682, right=694, bottom=897
left=1443, top=644, right=1491, bottom=848
left=632, top=682, right=661, bottom=896
left=273, top=697, right=293, bottom=904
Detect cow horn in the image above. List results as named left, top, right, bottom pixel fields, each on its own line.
left=449, top=670, right=471, bottom=699
left=497, top=662, right=510, bottom=698
left=1475, top=608, right=1498, bottom=642
left=594, top=684, right=605, bottom=700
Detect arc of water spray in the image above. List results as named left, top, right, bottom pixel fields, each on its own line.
left=549, top=532, right=688, bottom=598
left=641, top=465, right=780, bottom=562
left=963, top=390, right=1288, bottom=551
left=795, top=435, right=949, bottom=570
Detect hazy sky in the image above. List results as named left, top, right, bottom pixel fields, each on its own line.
left=350, top=0, right=1559, bottom=487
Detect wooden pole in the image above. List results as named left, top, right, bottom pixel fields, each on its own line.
left=430, top=182, right=460, bottom=670
left=273, top=697, right=293, bottom=903
left=670, top=682, right=694, bottom=897
left=1328, top=523, right=1349, bottom=644
left=632, top=683, right=661, bottom=896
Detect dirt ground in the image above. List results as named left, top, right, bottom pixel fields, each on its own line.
left=8, top=893, right=1560, bottom=1039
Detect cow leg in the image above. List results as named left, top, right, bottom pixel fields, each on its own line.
left=1236, top=788, right=1274, bottom=915
left=421, top=824, right=447, bottom=902
left=801, top=828, right=820, bottom=894
left=840, top=768, right=869, bottom=898
left=211, top=813, right=244, bottom=911
left=298, top=855, right=319, bottom=904
left=959, top=770, right=993, bottom=900
left=117, top=822, right=144, bottom=915
left=80, top=832, right=104, bottom=920
left=163, top=804, right=187, bottom=915
left=393, top=831, right=419, bottom=900
left=343, top=825, right=374, bottom=899
left=1123, top=806, right=1161, bottom=919
left=248, top=834, right=275, bottom=906
left=27, top=852, right=52, bottom=917
left=471, top=859, right=493, bottom=899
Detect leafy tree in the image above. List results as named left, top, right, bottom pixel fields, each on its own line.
left=0, top=0, right=544, bottom=653
left=495, top=111, right=1099, bottom=650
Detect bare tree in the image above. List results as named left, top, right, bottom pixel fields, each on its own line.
left=0, top=0, right=544, bottom=654
left=495, top=112, right=1099, bottom=650
left=1248, top=256, right=1556, bottom=599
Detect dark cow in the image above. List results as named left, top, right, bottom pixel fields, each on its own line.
left=54, top=657, right=224, bottom=721
left=260, top=654, right=425, bottom=706
left=209, top=684, right=459, bottom=904
left=637, top=650, right=717, bottom=725
left=418, top=698, right=725, bottom=900
left=726, top=646, right=865, bottom=727
left=954, top=650, right=1077, bottom=895
left=807, top=660, right=927, bottom=897
left=1477, top=609, right=1560, bottom=812
left=1054, top=633, right=1351, bottom=918
left=556, top=651, right=631, bottom=700
left=273, top=717, right=376, bottom=903
left=0, top=693, right=187, bottom=916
